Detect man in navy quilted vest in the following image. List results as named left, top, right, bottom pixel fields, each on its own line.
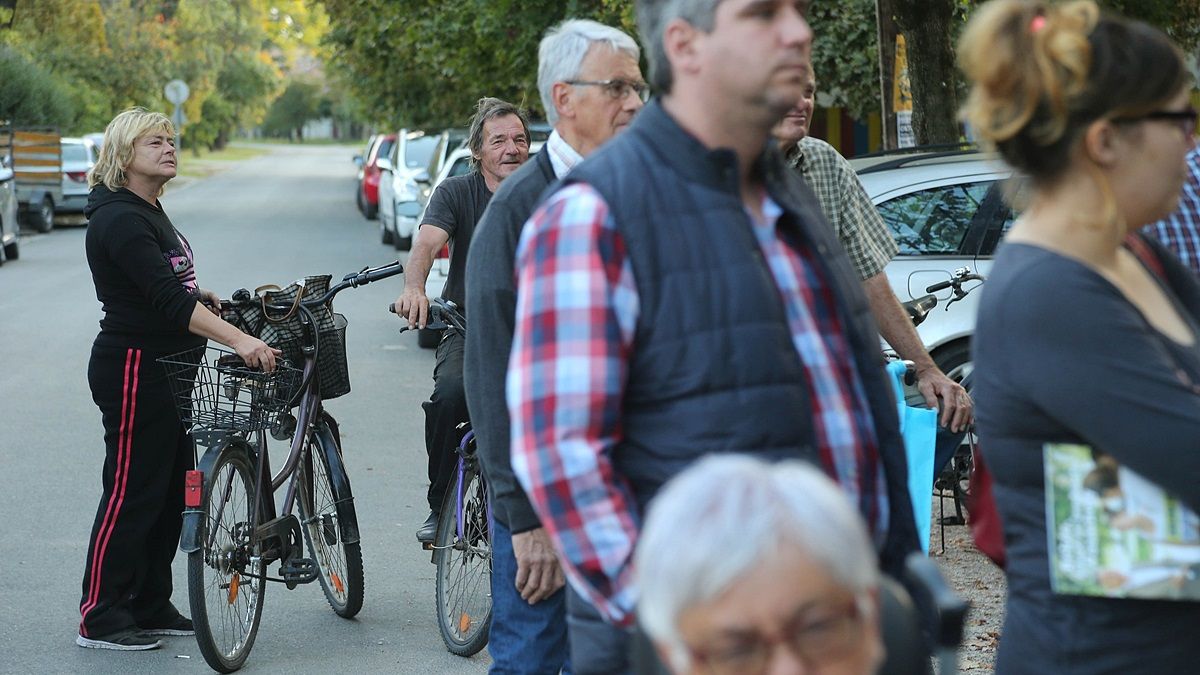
left=506, top=1, right=920, bottom=672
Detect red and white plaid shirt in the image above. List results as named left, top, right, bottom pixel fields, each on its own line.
left=508, top=183, right=885, bottom=625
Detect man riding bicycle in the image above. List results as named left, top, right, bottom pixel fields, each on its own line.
left=393, top=97, right=531, bottom=543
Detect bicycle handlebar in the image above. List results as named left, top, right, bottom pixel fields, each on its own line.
left=225, top=261, right=405, bottom=312
left=925, top=272, right=985, bottom=294
left=389, top=297, right=466, bottom=336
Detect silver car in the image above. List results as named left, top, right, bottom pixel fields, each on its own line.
left=0, top=154, right=20, bottom=264
left=854, top=149, right=1015, bottom=380
left=60, top=137, right=99, bottom=215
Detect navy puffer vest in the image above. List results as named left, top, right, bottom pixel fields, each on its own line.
left=560, top=101, right=919, bottom=571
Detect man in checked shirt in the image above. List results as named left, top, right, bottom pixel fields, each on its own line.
left=773, top=70, right=973, bottom=435
left=1145, top=145, right=1200, bottom=276
left=505, top=1, right=920, bottom=672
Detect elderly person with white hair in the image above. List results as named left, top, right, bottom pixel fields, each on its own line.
left=464, top=17, right=644, bottom=674
left=636, top=455, right=884, bottom=675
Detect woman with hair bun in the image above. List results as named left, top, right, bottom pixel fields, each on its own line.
left=962, top=0, right=1200, bottom=672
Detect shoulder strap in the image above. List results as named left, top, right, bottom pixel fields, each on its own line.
left=1124, top=232, right=1167, bottom=282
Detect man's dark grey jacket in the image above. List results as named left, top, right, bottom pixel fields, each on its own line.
left=466, top=100, right=919, bottom=576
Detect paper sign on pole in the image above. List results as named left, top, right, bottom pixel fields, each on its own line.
left=893, top=35, right=915, bottom=148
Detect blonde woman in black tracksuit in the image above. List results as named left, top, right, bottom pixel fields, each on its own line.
left=77, top=108, right=278, bottom=651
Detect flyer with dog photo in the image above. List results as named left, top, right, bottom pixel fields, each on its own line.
left=1044, top=442, right=1200, bottom=600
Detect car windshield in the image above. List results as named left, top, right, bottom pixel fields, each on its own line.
left=878, top=181, right=991, bottom=255
left=447, top=156, right=472, bottom=179
left=62, top=144, right=90, bottom=163
left=405, top=136, right=439, bottom=169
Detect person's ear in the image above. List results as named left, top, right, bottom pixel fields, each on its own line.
left=663, top=18, right=702, bottom=79
left=552, top=81, right=574, bottom=121
left=1082, top=119, right=1122, bottom=169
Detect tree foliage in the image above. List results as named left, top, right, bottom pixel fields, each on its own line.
left=320, top=0, right=628, bottom=128
left=1, top=0, right=330, bottom=146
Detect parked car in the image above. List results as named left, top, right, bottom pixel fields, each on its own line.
left=379, top=128, right=469, bottom=252
left=853, top=148, right=1015, bottom=381
left=3, top=125, right=63, bottom=233
left=60, top=137, right=99, bottom=217
left=378, top=129, right=441, bottom=250
left=0, top=154, right=20, bottom=264
left=353, top=133, right=396, bottom=219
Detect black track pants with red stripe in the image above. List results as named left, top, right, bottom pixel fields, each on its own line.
left=79, top=343, right=193, bottom=637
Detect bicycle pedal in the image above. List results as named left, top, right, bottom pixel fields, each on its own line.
left=279, top=557, right=319, bottom=589
left=422, top=541, right=434, bottom=551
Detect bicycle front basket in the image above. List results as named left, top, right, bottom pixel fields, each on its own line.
left=159, top=346, right=303, bottom=433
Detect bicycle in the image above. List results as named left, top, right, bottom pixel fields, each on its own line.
left=159, top=261, right=404, bottom=673
left=391, top=297, right=492, bottom=657
left=899, top=267, right=985, bottom=546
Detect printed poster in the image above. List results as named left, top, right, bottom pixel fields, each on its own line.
left=1044, top=443, right=1200, bottom=600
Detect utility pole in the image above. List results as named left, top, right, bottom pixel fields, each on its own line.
left=875, top=0, right=900, bottom=151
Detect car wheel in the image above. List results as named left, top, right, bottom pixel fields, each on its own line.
left=364, top=200, right=378, bottom=220
left=417, top=327, right=443, bottom=349
left=394, top=233, right=411, bottom=251
left=931, top=339, right=972, bottom=383
left=381, top=222, right=394, bottom=245
left=3, top=238, right=17, bottom=261
left=32, top=197, right=54, bottom=233
left=356, top=186, right=366, bottom=215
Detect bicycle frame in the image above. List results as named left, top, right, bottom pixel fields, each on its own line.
left=452, top=429, right=493, bottom=541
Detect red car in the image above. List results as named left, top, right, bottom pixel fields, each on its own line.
left=354, top=133, right=396, bottom=219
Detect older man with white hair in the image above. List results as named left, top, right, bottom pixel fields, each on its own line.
left=636, top=455, right=885, bottom=675
left=464, top=18, right=645, bottom=674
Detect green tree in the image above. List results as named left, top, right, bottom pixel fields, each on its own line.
left=262, top=78, right=320, bottom=140
left=0, top=46, right=75, bottom=126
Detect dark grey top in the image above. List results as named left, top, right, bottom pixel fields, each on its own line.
left=422, top=171, right=493, bottom=309
left=975, top=239, right=1200, bottom=674
left=463, top=150, right=556, bottom=532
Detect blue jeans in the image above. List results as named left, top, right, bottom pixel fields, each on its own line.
left=489, top=518, right=571, bottom=675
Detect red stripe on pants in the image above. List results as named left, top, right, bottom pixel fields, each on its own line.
left=79, top=348, right=140, bottom=635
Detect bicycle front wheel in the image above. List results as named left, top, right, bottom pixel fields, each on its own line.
left=298, top=422, right=365, bottom=618
left=189, top=447, right=266, bottom=673
left=433, top=462, right=492, bottom=656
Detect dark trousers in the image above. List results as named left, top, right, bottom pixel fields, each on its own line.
left=423, top=330, right=468, bottom=511
left=79, top=344, right=192, bottom=637
left=566, top=586, right=634, bottom=675
left=489, top=518, right=571, bottom=674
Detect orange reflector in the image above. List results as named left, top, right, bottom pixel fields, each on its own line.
left=228, top=573, right=241, bottom=604
left=458, top=612, right=471, bottom=633
left=331, top=573, right=345, bottom=594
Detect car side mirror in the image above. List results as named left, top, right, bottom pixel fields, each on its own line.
left=352, top=155, right=363, bottom=168
left=413, top=169, right=430, bottom=184
left=376, top=157, right=393, bottom=172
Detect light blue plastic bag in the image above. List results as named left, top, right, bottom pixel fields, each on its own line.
left=886, top=360, right=938, bottom=553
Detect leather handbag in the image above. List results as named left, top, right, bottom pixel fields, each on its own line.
left=967, top=437, right=1006, bottom=569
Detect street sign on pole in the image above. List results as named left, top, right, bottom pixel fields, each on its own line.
left=164, top=79, right=189, bottom=153
left=164, top=79, right=189, bottom=105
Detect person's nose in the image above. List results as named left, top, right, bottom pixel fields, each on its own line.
left=765, top=645, right=811, bottom=675
left=779, top=5, right=814, bottom=49
left=623, top=89, right=644, bottom=113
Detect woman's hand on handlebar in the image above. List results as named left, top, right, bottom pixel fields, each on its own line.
left=393, top=286, right=429, bottom=329
left=198, top=288, right=222, bottom=316
left=231, top=334, right=282, bottom=373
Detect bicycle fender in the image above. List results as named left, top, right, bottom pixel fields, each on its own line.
left=179, top=439, right=245, bottom=554
left=314, top=419, right=360, bottom=545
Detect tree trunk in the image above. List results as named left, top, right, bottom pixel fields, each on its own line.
left=213, top=128, right=228, bottom=151
left=894, top=0, right=961, bottom=145
left=876, top=0, right=899, bottom=150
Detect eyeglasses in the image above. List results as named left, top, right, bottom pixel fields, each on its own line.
left=566, top=79, right=650, bottom=103
left=1116, top=107, right=1198, bottom=138
left=686, top=598, right=865, bottom=675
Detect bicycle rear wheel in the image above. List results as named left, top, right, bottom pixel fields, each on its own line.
left=433, top=462, right=492, bottom=656
left=189, top=447, right=266, bottom=673
left=298, top=422, right=364, bottom=618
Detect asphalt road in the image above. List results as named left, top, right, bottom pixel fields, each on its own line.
left=0, top=144, right=493, bottom=674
